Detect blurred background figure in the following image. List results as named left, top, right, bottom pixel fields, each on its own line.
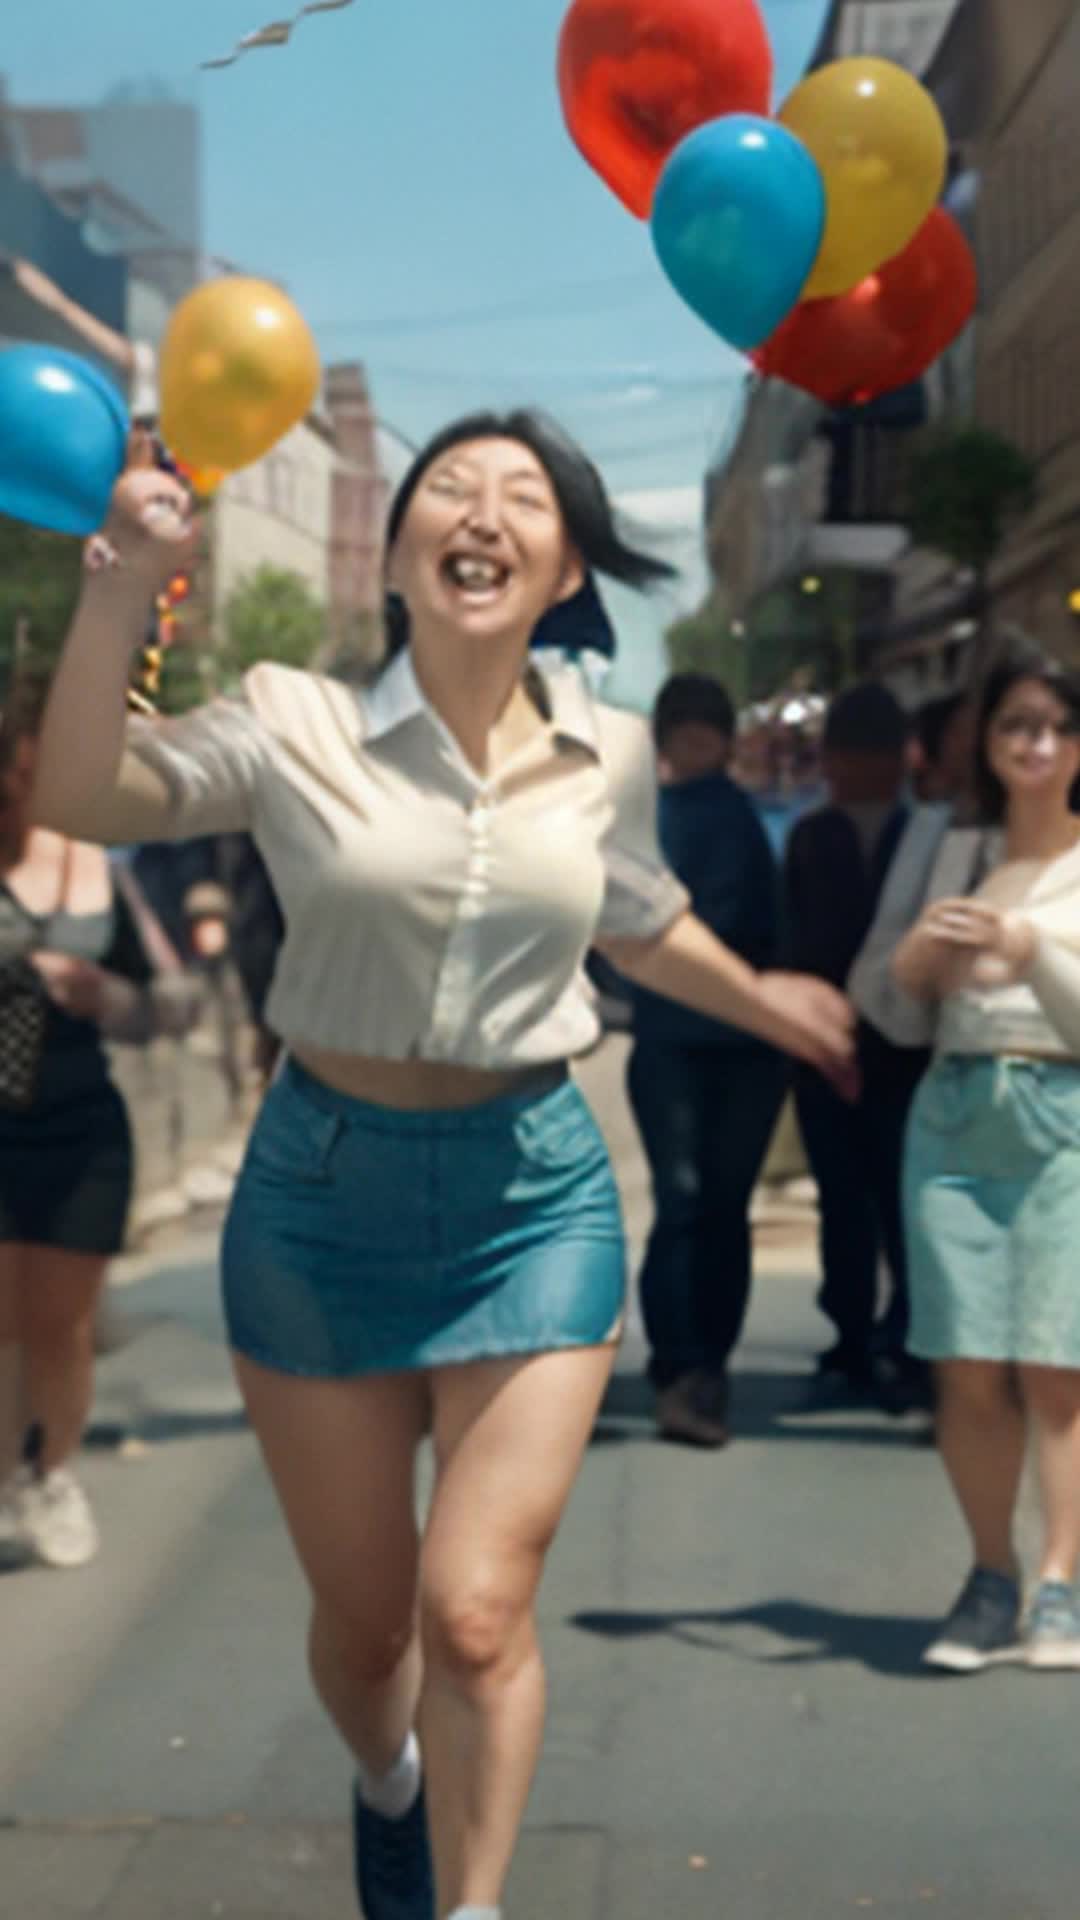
left=910, top=691, right=976, bottom=808
left=0, top=682, right=184, bottom=1570
left=784, top=683, right=926, bottom=1405
left=627, top=673, right=786, bottom=1447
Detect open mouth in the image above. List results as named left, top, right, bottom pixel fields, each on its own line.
left=440, top=552, right=513, bottom=603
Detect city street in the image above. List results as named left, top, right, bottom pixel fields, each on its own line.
left=1, top=1038, right=1074, bottom=1920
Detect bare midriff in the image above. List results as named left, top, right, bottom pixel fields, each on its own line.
left=289, top=1043, right=566, bottom=1111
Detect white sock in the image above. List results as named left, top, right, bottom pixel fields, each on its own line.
left=446, top=1910, right=501, bottom=1920
left=355, top=1731, right=421, bottom=1819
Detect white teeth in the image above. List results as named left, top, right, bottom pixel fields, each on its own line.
left=445, top=555, right=507, bottom=591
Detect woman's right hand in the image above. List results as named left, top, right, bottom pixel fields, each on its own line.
left=84, top=446, right=196, bottom=594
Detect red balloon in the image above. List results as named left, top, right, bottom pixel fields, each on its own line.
left=752, top=208, right=978, bottom=407
left=558, top=0, right=773, bottom=219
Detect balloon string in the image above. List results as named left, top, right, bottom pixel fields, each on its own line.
left=201, top=0, right=358, bottom=70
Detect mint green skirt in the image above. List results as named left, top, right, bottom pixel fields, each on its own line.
left=904, top=1056, right=1080, bottom=1366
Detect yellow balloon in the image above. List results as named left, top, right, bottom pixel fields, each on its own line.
left=159, top=278, right=321, bottom=473
left=779, top=57, right=948, bottom=300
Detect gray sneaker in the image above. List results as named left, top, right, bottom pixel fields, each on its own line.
left=923, top=1568, right=1021, bottom=1673
left=1025, top=1581, right=1080, bottom=1672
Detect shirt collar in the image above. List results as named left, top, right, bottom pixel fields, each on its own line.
left=361, top=647, right=600, bottom=757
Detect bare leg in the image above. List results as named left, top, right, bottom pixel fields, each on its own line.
left=935, top=1359, right=1026, bottom=1574
left=1018, top=1365, right=1080, bottom=1584
left=0, top=1246, right=25, bottom=1481
left=420, top=1343, right=615, bottom=1917
left=234, top=1355, right=430, bottom=1777
left=18, top=1248, right=110, bottom=1469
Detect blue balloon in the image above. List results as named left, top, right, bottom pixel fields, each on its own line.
left=651, top=115, right=826, bottom=352
left=0, top=345, right=129, bottom=536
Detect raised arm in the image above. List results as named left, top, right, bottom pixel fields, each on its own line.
left=31, top=467, right=198, bottom=843
left=11, top=258, right=136, bottom=377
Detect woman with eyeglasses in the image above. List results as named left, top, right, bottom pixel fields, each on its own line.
left=894, top=644, right=1080, bottom=1675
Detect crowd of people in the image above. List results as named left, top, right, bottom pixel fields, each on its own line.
left=2, top=408, right=1079, bottom=1920
left=629, top=656, right=1080, bottom=1684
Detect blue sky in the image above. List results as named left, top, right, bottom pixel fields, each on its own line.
left=7, top=0, right=827, bottom=495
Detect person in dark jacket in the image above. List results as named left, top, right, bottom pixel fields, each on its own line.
left=784, top=683, right=927, bottom=1398
left=628, top=674, right=787, bottom=1446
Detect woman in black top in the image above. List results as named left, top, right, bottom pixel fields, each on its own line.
left=0, top=687, right=167, bottom=1570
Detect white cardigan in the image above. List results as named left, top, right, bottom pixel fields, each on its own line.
left=850, top=813, right=1080, bottom=1059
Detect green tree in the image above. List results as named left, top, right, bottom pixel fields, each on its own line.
left=0, top=516, right=84, bottom=697
left=906, top=427, right=1038, bottom=660
left=155, top=640, right=217, bottom=716
left=743, top=577, right=854, bottom=702
left=220, top=565, right=328, bottom=686
left=664, top=596, right=747, bottom=704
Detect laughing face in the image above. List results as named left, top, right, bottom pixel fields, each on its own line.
left=388, top=437, right=583, bottom=645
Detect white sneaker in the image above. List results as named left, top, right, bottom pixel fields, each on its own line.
left=11, top=1465, right=100, bottom=1569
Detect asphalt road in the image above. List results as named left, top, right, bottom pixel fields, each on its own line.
left=1, top=1040, right=1073, bottom=1920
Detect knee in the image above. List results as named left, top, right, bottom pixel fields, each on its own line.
left=1019, top=1365, right=1080, bottom=1428
left=938, top=1361, right=1018, bottom=1421
left=20, top=1296, right=96, bottom=1355
left=310, top=1599, right=416, bottom=1691
left=420, top=1576, right=532, bottom=1689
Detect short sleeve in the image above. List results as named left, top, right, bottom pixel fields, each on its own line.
left=593, top=707, right=690, bottom=940
left=126, top=687, right=270, bottom=840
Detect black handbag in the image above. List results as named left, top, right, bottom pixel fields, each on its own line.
left=0, top=954, right=49, bottom=1111
left=0, top=841, right=73, bottom=1112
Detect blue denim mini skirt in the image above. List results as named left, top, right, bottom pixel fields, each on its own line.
left=904, top=1055, right=1080, bottom=1367
left=221, top=1059, right=626, bottom=1378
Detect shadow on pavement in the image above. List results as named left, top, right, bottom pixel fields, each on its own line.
left=593, top=1367, right=931, bottom=1451
left=569, top=1597, right=941, bottom=1679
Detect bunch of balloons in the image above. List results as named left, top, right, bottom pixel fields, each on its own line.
left=558, top=0, right=977, bottom=405
left=0, top=278, right=320, bottom=537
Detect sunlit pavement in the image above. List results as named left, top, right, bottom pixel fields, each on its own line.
left=0, top=1041, right=1072, bottom=1919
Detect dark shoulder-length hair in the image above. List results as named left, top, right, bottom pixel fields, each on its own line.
left=974, top=636, right=1080, bottom=822
left=379, top=409, right=675, bottom=662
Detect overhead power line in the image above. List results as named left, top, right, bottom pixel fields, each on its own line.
left=314, top=272, right=660, bottom=339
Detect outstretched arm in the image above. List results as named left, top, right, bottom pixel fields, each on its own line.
left=597, top=911, right=855, bottom=1082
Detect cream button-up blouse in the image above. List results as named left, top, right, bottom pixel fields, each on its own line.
left=125, top=652, right=690, bottom=1068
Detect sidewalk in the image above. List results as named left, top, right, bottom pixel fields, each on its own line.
left=2, top=1042, right=1071, bottom=1920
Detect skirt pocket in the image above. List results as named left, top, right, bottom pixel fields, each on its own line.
left=245, top=1075, right=343, bottom=1187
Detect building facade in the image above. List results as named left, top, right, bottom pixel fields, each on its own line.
left=958, top=0, right=1080, bottom=652
left=2, top=77, right=203, bottom=344
left=709, top=0, right=1080, bottom=702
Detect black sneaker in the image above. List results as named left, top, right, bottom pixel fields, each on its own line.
left=815, top=1340, right=873, bottom=1386
left=351, top=1782, right=435, bottom=1920
left=922, top=1568, right=1022, bottom=1674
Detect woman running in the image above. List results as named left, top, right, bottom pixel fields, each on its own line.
left=32, top=411, right=853, bottom=1920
